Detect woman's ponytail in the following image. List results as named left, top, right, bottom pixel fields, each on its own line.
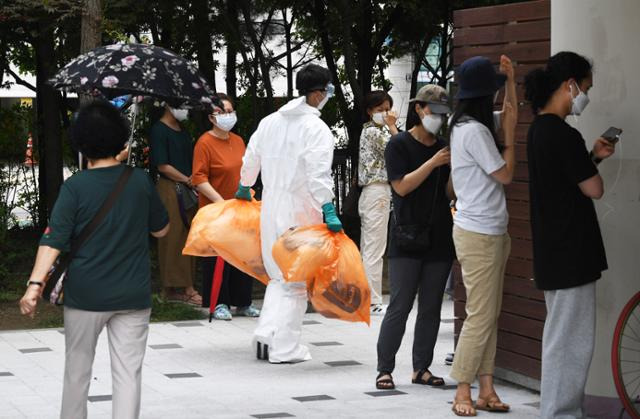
left=524, top=51, right=593, bottom=115
left=524, top=68, right=555, bottom=114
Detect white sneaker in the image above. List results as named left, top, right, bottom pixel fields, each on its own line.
left=370, top=304, right=387, bottom=315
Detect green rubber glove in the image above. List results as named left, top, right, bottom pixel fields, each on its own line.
left=235, top=184, right=251, bottom=201
left=322, top=202, right=343, bottom=232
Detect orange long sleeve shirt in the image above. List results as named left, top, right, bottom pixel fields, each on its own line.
left=192, top=131, right=246, bottom=208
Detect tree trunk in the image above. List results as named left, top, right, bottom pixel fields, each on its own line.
left=224, top=0, right=238, bottom=99
left=238, top=1, right=275, bottom=112
left=225, top=42, right=237, bottom=99
left=409, top=38, right=430, bottom=105
left=312, top=0, right=356, bottom=144
left=35, top=23, right=63, bottom=226
left=283, top=8, right=294, bottom=100
left=80, top=0, right=102, bottom=53
left=192, top=0, right=216, bottom=91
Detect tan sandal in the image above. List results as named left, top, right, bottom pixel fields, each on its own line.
left=452, top=398, right=477, bottom=417
left=166, top=291, right=202, bottom=306
left=182, top=291, right=203, bottom=306
left=475, top=392, right=510, bottom=412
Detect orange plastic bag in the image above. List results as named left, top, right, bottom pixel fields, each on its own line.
left=272, top=225, right=370, bottom=324
left=183, top=199, right=269, bottom=285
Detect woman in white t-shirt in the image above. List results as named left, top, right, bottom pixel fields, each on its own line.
left=448, top=55, right=518, bottom=417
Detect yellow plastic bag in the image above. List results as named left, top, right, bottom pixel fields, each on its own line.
left=272, top=225, right=370, bottom=324
left=183, top=199, right=269, bottom=285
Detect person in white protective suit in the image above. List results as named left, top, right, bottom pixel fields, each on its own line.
left=235, top=64, right=343, bottom=363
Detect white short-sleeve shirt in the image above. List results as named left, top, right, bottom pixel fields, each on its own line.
left=450, top=118, right=508, bottom=235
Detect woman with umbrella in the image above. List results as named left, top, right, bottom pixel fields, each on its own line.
left=50, top=43, right=216, bottom=305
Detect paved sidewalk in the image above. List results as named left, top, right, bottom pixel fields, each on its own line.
left=0, top=300, right=540, bottom=418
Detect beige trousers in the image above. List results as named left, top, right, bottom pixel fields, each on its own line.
left=358, top=182, right=391, bottom=305
left=156, top=177, right=196, bottom=289
left=450, top=225, right=510, bottom=383
left=61, top=307, right=151, bottom=419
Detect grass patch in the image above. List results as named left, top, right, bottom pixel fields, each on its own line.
left=0, top=289, right=22, bottom=303
left=150, top=294, right=206, bottom=322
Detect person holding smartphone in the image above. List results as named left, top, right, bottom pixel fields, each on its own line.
left=525, top=51, right=616, bottom=419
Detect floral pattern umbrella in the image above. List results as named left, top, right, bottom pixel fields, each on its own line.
left=50, top=43, right=215, bottom=108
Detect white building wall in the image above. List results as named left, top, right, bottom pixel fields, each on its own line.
left=551, top=0, right=640, bottom=398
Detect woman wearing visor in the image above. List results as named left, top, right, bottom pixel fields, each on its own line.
left=192, top=93, right=260, bottom=320
left=375, top=84, right=455, bottom=390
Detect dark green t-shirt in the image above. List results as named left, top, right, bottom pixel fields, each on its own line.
left=149, top=121, right=193, bottom=177
left=40, top=165, right=169, bottom=311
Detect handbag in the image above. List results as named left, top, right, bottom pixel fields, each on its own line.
left=43, top=166, right=134, bottom=305
left=342, top=177, right=362, bottom=218
left=175, top=182, right=198, bottom=228
left=176, top=182, right=198, bottom=211
left=392, top=168, right=441, bottom=253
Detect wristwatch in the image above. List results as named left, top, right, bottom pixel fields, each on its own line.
left=26, top=280, right=44, bottom=288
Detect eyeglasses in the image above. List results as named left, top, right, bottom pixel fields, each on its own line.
left=211, top=110, right=235, bottom=117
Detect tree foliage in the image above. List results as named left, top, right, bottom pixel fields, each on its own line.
left=0, top=0, right=526, bottom=225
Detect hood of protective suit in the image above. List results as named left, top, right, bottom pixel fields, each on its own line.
left=277, top=96, right=321, bottom=117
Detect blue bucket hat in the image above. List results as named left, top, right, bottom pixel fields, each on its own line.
left=455, top=56, right=506, bottom=100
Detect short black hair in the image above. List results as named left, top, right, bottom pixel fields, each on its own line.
left=296, top=64, right=331, bottom=95
left=70, top=100, right=129, bottom=159
left=364, top=90, right=393, bottom=111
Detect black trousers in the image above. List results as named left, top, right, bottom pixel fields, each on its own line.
left=201, top=256, right=253, bottom=309
left=377, top=257, right=452, bottom=373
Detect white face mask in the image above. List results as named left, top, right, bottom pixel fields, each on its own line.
left=569, top=82, right=590, bottom=115
left=421, top=113, right=443, bottom=135
left=372, top=112, right=386, bottom=125
left=214, top=112, right=237, bottom=132
left=170, top=108, right=189, bottom=121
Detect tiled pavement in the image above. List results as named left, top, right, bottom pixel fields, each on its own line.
left=0, top=300, right=541, bottom=418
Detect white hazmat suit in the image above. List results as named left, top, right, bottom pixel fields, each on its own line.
left=240, top=96, right=335, bottom=363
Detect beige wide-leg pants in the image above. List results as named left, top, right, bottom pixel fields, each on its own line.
left=61, top=307, right=151, bottom=419
left=358, top=182, right=391, bottom=305
left=450, top=225, right=510, bottom=383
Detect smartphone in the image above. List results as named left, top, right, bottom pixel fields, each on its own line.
left=601, top=126, right=623, bottom=144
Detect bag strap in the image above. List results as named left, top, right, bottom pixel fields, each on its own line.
left=46, top=166, right=134, bottom=286
left=69, top=166, right=134, bottom=255
left=427, top=167, right=441, bottom=227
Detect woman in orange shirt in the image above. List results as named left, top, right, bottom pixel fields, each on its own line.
left=192, top=93, right=260, bottom=320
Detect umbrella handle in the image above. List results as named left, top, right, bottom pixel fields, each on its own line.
left=126, top=104, right=138, bottom=166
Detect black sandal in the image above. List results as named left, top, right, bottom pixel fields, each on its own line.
left=412, top=368, right=445, bottom=387
left=376, top=372, right=395, bottom=390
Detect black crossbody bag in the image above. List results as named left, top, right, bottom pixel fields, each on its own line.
left=43, top=166, right=134, bottom=305
left=392, top=168, right=441, bottom=253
